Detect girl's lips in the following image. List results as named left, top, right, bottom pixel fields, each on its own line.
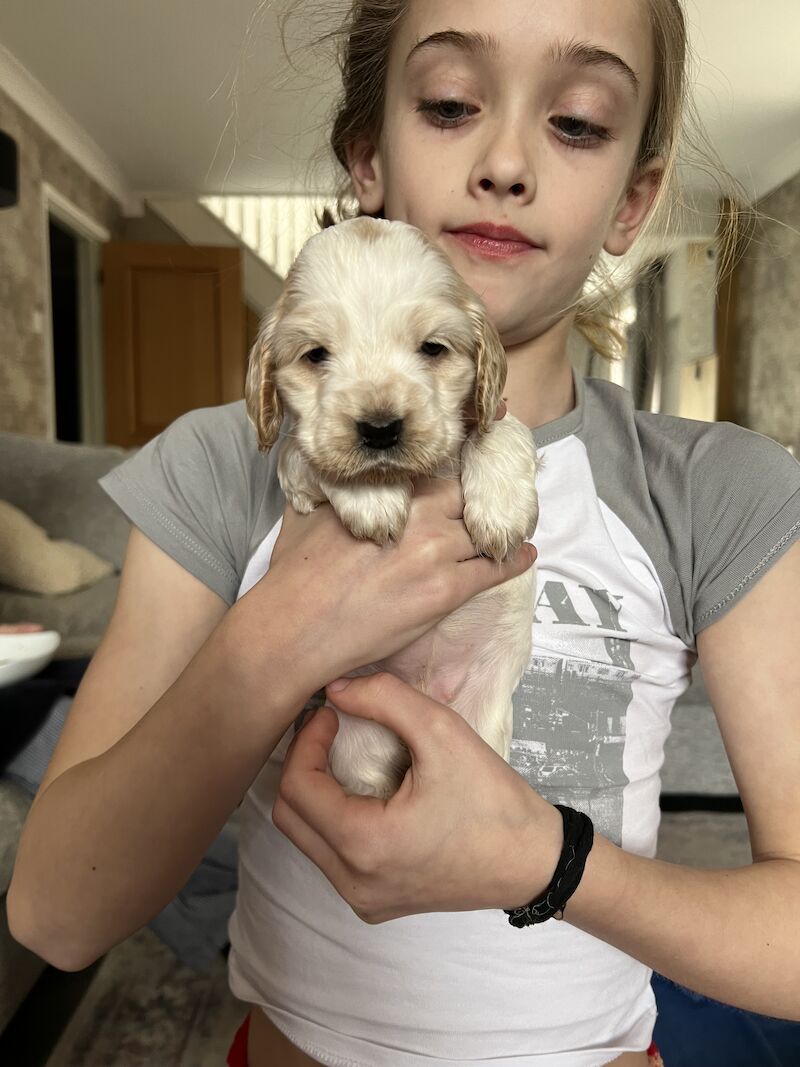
left=447, top=230, right=538, bottom=259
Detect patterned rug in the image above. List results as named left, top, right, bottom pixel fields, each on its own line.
left=44, top=927, right=245, bottom=1067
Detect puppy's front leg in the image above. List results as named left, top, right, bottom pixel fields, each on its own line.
left=277, top=438, right=328, bottom=514
left=461, top=413, right=539, bottom=561
left=321, top=480, right=412, bottom=545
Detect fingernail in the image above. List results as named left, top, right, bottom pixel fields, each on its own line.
left=327, top=678, right=351, bottom=692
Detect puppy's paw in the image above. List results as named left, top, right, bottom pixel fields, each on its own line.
left=462, top=508, right=512, bottom=562
left=284, top=486, right=321, bottom=515
left=461, top=418, right=539, bottom=561
left=326, top=483, right=411, bottom=546
left=463, top=493, right=538, bottom=562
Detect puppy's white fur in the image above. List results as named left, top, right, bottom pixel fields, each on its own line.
left=246, top=217, right=539, bottom=800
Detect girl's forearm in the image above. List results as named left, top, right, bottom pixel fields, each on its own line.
left=544, top=831, right=800, bottom=1022
left=8, top=590, right=316, bottom=973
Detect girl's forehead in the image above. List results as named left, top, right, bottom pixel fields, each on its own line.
left=393, top=0, right=653, bottom=91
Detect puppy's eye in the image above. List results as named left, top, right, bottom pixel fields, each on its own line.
left=304, top=346, right=329, bottom=364
left=420, top=341, right=447, bottom=357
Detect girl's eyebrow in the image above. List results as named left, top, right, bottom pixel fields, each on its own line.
left=405, top=29, right=639, bottom=98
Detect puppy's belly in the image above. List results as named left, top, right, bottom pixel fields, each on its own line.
left=376, top=629, right=477, bottom=706
left=374, top=576, right=530, bottom=707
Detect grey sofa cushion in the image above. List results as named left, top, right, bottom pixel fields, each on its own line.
left=0, top=574, right=121, bottom=660
left=0, top=433, right=135, bottom=571
left=0, top=433, right=135, bottom=657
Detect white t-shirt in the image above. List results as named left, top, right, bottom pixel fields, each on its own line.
left=99, top=372, right=800, bottom=1066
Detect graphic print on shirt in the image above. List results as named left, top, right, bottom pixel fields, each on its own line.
left=511, top=579, right=639, bottom=847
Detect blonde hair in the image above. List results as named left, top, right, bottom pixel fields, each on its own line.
left=282, top=0, right=750, bottom=360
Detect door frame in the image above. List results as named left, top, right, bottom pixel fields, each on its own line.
left=40, top=182, right=110, bottom=443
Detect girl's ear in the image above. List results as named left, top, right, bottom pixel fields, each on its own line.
left=245, top=298, right=286, bottom=452
left=604, top=156, right=665, bottom=257
left=345, top=136, right=385, bottom=215
left=467, top=299, right=508, bottom=434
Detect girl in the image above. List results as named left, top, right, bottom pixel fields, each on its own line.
left=9, top=1, right=800, bottom=1066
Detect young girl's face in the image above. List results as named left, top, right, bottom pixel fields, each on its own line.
left=350, top=0, right=661, bottom=347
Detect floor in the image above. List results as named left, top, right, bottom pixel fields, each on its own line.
left=1, top=806, right=753, bottom=1067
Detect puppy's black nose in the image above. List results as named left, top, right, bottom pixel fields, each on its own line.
left=357, top=417, right=403, bottom=450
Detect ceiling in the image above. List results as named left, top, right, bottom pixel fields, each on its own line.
left=1, top=0, right=798, bottom=205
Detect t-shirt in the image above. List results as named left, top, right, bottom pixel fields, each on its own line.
left=98, top=371, right=800, bottom=1066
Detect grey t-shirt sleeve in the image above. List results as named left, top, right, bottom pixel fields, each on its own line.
left=689, top=422, right=800, bottom=637
left=97, top=402, right=258, bottom=605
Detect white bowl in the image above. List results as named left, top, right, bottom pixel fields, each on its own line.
left=0, top=630, right=62, bottom=688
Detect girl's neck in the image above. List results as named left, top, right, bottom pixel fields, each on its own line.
left=501, top=314, right=576, bottom=430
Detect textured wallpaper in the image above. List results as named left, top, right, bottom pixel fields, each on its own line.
left=0, top=87, right=123, bottom=437
left=735, top=171, right=800, bottom=452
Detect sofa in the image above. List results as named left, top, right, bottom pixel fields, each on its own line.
left=0, top=428, right=741, bottom=1037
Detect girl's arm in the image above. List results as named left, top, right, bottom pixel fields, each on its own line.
left=554, top=539, right=800, bottom=1021
left=9, top=477, right=532, bottom=972
left=7, top=527, right=312, bottom=971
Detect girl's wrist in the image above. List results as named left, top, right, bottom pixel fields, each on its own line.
left=227, top=569, right=344, bottom=708
left=502, top=800, right=564, bottom=910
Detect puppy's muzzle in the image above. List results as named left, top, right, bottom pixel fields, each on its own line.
left=357, top=416, right=404, bottom=451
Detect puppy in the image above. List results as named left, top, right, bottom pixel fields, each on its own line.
left=246, top=217, right=539, bottom=800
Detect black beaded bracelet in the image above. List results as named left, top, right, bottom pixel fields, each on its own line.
left=503, top=805, right=594, bottom=928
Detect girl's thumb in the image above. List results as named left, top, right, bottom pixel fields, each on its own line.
left=325, top=673, right=426, bottom=763
left=301, top=703, right=340, bottom=743
left=508, top=541, right=537, bottom=574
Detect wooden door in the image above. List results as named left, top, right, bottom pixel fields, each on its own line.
left=101, top=242, right=245, bottom=447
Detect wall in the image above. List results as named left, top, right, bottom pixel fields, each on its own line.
left=735, top=170, right=800, bottom=450
left=659, top=241, right=718, bottom=420
left=0, top=86, right=124, bottom=437
left=0, top=88, right=241, bottom=440
left=121, top=204, right=188, bottom=245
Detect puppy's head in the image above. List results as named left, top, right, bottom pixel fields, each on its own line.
left=245, top=217, right=506, bottom=484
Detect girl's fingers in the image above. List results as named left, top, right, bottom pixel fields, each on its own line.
left=459, top=542, right=537, bottom=599
left=324, top=673, right=437, bottom=770
left=276, top=705, right=382, bottom=855
left=272, top=785, right=345, bottom=877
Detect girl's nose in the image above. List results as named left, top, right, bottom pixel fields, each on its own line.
left=471, top=125, right=536, bottom=203
left=479, top=176, right=528, bottom=198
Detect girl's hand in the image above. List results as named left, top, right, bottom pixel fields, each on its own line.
left=264, top=401, right=533, bottom=686
left=272, top=672, right=564, bottom=923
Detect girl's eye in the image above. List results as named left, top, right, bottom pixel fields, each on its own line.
left=420, top=341, right=447, bottom=357
left=416, top=100, right=611, bottom=146
left=305, top=346, right=329, bottom=364
left=416, top=99, right=477, bottom=129
left=551, top=115, right=612, bottom=148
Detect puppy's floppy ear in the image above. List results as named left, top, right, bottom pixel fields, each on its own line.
left=245, top=294, right=286, bottom=453
left=466, top=298, right=507, bottom=434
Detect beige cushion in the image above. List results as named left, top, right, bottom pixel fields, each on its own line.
left=0, top=499, right=114, bottom=595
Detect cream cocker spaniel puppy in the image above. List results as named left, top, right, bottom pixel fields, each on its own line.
left=246, top=217, right=539, bottom=800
